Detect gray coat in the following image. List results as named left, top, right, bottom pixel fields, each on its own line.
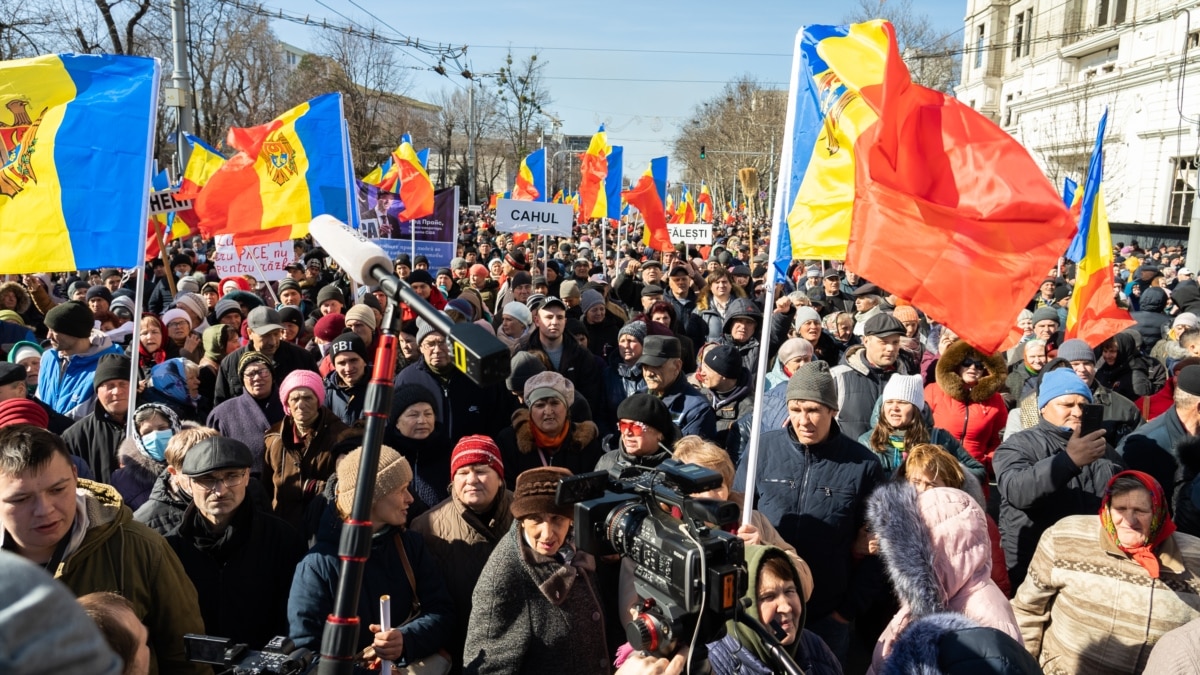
left=463, top=524, right=610, bottom=675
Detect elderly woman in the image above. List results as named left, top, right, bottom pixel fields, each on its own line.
left=289, top=445, right=455, bottom=674
left=766, top=337, right=814, bottom=389
left=161, top=307, right=202, bottom=363
left=206, top=351, right=284, bottom=476
left=496, top=371, right=603, bottom=488
left=383, top=385, right=452, bottom=521
left=1012, top=470, right=1200, bottom=674
left=496, top=301, right=532, bottom=350
left=410, top=435, right=513, bottom=669
left=604, top=321, right=648, bottom=413
left=463, top=466, right=610, bottom=675
left=925, top=339, right=1009, bottom=473
left=111, top=403, right=183, bottom=510
left=865, top=480, right=1021, bottom=673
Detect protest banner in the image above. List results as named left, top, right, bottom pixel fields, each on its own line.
left=368, top=187, right=459, bottom=267
left=494, top=199, right=573, bottom=237
left=668, top=223, right=713, bottom=245
left=212, top=234, right=290, bottom=281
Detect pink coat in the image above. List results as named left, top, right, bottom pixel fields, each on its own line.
left=867, top=485, right=1022, bottom=674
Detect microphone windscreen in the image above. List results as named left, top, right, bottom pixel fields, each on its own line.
left=308, top=215, right=392, bottom=286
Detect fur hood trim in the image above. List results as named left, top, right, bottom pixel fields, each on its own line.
left=510, top=408, right=599, bottom=455
left=0, top=281, right=31, bottom=314
left=935, top=340, right=1007, bottom=403
left=868, top=481, right=946, bottom=618
left=116, top=437, right=167, bottom=476
left=880, top=613, right=983, bottom=675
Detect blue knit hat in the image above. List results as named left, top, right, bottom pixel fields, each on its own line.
left=1037, top=368, right=1092, bottom=409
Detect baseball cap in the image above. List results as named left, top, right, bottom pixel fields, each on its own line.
left=246, top=306, right=284, bottom=335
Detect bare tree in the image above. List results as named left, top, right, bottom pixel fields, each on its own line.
left=0, top=3, right=53, bottom=59
left=495, top=50, right=551, bottom=159
left=843, top=0, right=961, bottom=93
left=48, top=0, right=154, bottom=55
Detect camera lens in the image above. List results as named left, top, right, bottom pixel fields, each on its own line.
left=605, top=502, right=647, bottom=556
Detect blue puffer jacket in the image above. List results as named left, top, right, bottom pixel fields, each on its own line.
left=37, top=331, right=123, bottom=420
left=659, top=372, right=718, bottom=440
left=733, top=421, right=886, bottom=623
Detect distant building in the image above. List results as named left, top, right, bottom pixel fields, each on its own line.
left=956, top=0, right=1200, bottom=227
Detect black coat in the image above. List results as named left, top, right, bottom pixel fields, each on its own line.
left=213, top=341, right=318, bottom=406
left=133, top=470, right=191, bottom=536
left=519, top=330, right=611, bottom=427
left=393, top=358, right=511, bottom=445
left=166, top=502, right=306, bottom=647
left=61, top=405, right=126, bottom=484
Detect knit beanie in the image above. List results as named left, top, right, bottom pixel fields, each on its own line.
left=1037, top=368, right=1093, bottom=409
left=44, top=301, right=94, bottom=339
left=161, top=308, right=191, bottom=331
left=469, top=263, right=488, bottom=277
left=618, top=320, right=648, bottom=343
left=501, top=301, right=532, bottom=328
left=703, top=344, right=743, bottom=379
left=0, top=310, right=24, bottom=326
left=392, top=383, right=438, bottom=419
left=345, top=304, right=378, bottom=331
left=777, top=337, right=813, bottom=365
left=176, top=277, right=201, bottom=295
left=892, top=305, right=919, bottom=324
left=0, top=398, right=49, bottom=428
left=580, top=289, right=605, bottom=314
left=1031, top=307, right=1060, bottom=325
left=881, top=373, right=925, bottom=409
left=416, top=316, right=445, bottom=346
left=174, top=292, right=207, bottom=321
left=279, top=369, right=325, bottom=408
left=0, top=363, right=25, bottom=387
left=278, top=306, right=304, bottom=330
left=408, top=269, right=434, bottom=287
left=201, top=325, right=231, bottom=361
left=237, top=351, right=272, bottom=380
left=450, top=435, right=505, bottom=481
left=506, top=351, right=547, bottom=393
left=524, top=370, right=574, bottom=407
left=92, top=354, right=131, bottom=392
left=84, top=286, right=112, bottom=304
left=785, top=361, right=838, bottom=410
left=446, top=298, right=476, bottom=322
left=1056, top=338, right=1095, bottom=363
left=313, top=313, right=346, bottom=342
left=109, top=296, right=135, bottom=320
left=560, top=280, right=582, bottom=299
left=317, top=285, right=345, bottom=306
left=1174, top=312, right=1199, bottom=331
left=616, top=393, right=679, bottom=445
left=8, top=341, right=42, bottom=366
left=336, top=445, right=413, bottom=518
left=793, top=306, right=821, bottom=328
left=329, top=332, right=368, bottom=362
left=214, top=297, right=241, bottom=320
left=277, top=278, right=301, bottom=295
left=511, top=466, right=573, bottom=520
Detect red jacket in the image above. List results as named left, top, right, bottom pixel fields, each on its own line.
left=925, top=341, right=1010, bottom=473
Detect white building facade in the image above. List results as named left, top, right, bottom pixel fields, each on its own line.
left=956, top=0, right=1200, bottom=227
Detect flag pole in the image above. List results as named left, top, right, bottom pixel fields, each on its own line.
left=741, top=28, right=804, bottom=527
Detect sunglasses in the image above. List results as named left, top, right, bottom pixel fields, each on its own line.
left=618, top=420, right=648, bottom=436
left=961, top=358, right=985, bottom=370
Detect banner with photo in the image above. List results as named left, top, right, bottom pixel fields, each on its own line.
left=361, top=186, right=459, bottom=267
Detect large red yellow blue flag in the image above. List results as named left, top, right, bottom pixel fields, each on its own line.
left=605, top=145, right=623, bottom=222
left=174, top=134, right=226, bottom=236
left=624, top=157, right=671, bottom=251
left=390, top=135, right=435, bottom=221
left=195, top=93, right=349, bottom=239
left=578, top=126, right=609, bottom=220
left=697, top=182, right=714, bottom=223
left=772, top=21, right=1075, bottom=352
left=0, top=54, right=159, bottom=273
left=1065, top=111, right=1134, bottom=345
left=513, top=148, right=546, bottom=201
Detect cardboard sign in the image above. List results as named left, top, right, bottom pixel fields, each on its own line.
left=494, top=199, right=573, bottom=237
left=668, top=223, right=712, bottom=245
left=212, top=234, right=290, bottom=281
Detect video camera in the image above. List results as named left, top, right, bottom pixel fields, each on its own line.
left=184, top=634, right=314, bottom=675
left=558, top=459, right=747, bottom=660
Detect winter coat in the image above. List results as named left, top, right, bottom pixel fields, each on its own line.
left=1132, top=288, right=1172, bottom=353
left=61, top=404, right=126, bottom=484
left=166, top=501, right=306, bottom=647
left=1096, top=330, right=1165, bottom=400
left=879, top=612, right=1040, bottom=675
left=207, top=390, right=285, bottom=476
left=656, top=372, right=718, bottom=440
left=38, top=480, right=209, bottom=675
left=706, top=545, right=842, bottom=675
left=926, top=341, right=1009, bottom=472
left=866, top=483, right=1021, bottom=673
left=726, top=378, right=789, bottom=466
left=289, top=518, right=456, bottom=670
left=323, top=370, right=367, bottom=428
left=604, top=359, right=645, bottom=414
left=584, top=311, right=625, bottom=360
left=733, top=421, right=886, bottom=622
left=262, top=407, right=356, bottom=530
left=718, top=298, right=763, bottom=377
left=462, top=523, right=610, bottom=675
left=993, top=417, right=1124, bottom=587
left=382, top=425, right=452, bottom=520
left=1117, top=405, right=1193, bottom=507
left=831, top=347, right=914, bottom=440
left=495, top=408, right=603, bottom=490
left=1012, top=515, right=1200, bottom=675
left=704, top=377, right=755, bottom=448
left=133, top=470, right=191, bottom=536
left=1144, top=617, right=1200, bottom=674
left=518, top=329, right=611, bottom=427
left=1007, top=360, right=1144, bottom=445
left=855, top=396, right=987, bottom=484
left=409, top=489, right=515, bottom=667
left=213, top=340, right=318, bottom=405
left=109, top=437, right=164, bottom=511
left=37, top=330, right=123, bottom=420
left=665, top=290, right=707, bottom=347
left=393, top=357, right=512, bottom=445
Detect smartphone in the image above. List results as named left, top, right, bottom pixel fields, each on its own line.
left=1080, top=403, right=1105, bottom=436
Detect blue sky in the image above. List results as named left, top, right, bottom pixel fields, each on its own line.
left=271, top=0, right=967, bottom=179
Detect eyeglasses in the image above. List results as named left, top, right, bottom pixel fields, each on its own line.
left=421, top=339, right=448, bottom=351
left=618, top=420, right=649, bottom=437
left=190, top=470, right=249, bottom=492
left=243, top=368, right=271, bottom=380
left=167, top=320, right=190, bottom=329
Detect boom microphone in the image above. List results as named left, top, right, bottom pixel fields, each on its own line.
left=308, top=215, right=511, bottom=387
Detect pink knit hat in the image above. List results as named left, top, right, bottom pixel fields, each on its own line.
left=279, top=369, right=326, bottom=408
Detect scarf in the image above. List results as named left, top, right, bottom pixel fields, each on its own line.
left=530, top=420, right=571, bottom=453
left=1100, top=470, right=1177, bottom=578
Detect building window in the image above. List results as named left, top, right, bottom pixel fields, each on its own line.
left=1097, top=0, right=1128, bottom=27
left=1013, top=10, right=1034, bottom=59
left=1189, top=29, right=1200, bottom=50
left=975, top=24, right=985, bottom=68
left=1169, top=157, right=1198, bottom=226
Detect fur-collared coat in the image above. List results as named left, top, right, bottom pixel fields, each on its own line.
left=494, top=408, right=603, bottom=490
left=866, top=482, right=1021, bottom=674
left=925, top=340, right=1009, bottom=471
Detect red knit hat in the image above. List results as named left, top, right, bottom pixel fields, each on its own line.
left=314, top=313, right=346, bottom=342
left=0, top=398, right=49, bottom=429
left=450, top=434, right=504, bottom=481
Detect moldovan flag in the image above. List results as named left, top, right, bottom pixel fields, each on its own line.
left=624, top=157, right=671, bottom=251
left=605, top=145, right=623, bottom=222
left=513, top=148, right=546, bottom=201
left=697, top=182, right=714, bottom=223
left=577, top=126, right=609, bottom=220
left=0, top=53, right=159, bottom=273
left=391, top=134, right=435, bottom=221
left=776, top=21, right=1075, bottom=353
left=174, top=134, right=226, bottom=235
left=1065, top=111, right=1134, bottom=344
left=194, top=92, right=349, bottom=239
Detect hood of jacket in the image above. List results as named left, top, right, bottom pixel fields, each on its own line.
left=116, top=437, right=166, bottom=477
left=880, top=612, right=1039, bottom=675
left=63, top=480, right=129, bottom=568
left=509, top=407, right=598, bottom=455
left=935, top=340, right=1007, bottom=403
left=1139, top=286, right=1168, bottom=313
left=1172, top=280, right=1200, bottom=313
left=721, top=545, right=807, bottom=666
left=721, top=297, right=762, bottom=335
left=868, top=482, right=993, bottom=619
left=0, top=280, right=31, bottom=314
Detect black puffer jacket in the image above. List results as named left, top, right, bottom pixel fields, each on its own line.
left=1095, top=330, right=1164, bottom=400
left=831, top=347, right=913, bottom=440
left=1175, top=436, right=1200, bottom=538
left=733, top=421, right=886, bottom=622
left=133, top=470, right=191, bottom=535
left=1131, top=287, right=1172, bottom=353
left=992, top=417, right=1123, bottom=587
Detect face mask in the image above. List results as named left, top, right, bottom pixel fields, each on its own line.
left=197, top=253, right=207, bottom=263
left=139, top=429, right=173, bottom=462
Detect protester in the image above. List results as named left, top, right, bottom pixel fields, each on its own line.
left=925, top=340, right=1008, bottom=474
left=383, top=384, right=452, bottom=519
left=637, top=335, right=717, bottom=439
left=832, top=313, right=914, bottom=439
left=214, top=306, right=318, bottom=405
left=109, top=403, right=182, bottom=510
left=60, top=354, right=132, bottom=484
left=39, top=301, right=123, bottom=420
left=497, top=371, right=602, bottom=485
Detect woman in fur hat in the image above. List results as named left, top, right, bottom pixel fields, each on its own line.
left=924, top=339, right=1009, bottom=475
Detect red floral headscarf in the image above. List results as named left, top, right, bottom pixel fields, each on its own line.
left=1100, top=470, right=1177, bottom=578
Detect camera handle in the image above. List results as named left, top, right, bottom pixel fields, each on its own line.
left=734, top=599, right=806, bottom=675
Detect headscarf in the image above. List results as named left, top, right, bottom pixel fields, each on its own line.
left=1100, top=470, right=1177, bottom=578
left=137, top=315, right=169, bottom=369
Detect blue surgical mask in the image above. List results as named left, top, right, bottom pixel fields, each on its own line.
left=139, top=429, right=173, bottom=462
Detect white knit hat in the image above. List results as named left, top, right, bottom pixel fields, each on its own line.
left=881, top=373, right=925, bottom=409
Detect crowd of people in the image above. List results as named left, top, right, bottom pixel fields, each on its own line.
left=2, top=213, right=1200, bottom=675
